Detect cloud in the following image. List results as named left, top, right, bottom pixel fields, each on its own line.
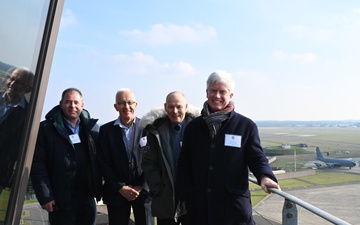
left=282, top=25, right=333, bottom=41
left=351, top=8, right=360, bottom=14
left=119, top=23, right=217, bottom=45
left=291, top=52, right=317, bottom=63
left=112, top=51, right=196, bottom=75
left=60, top=9, right=78, bottom=29
left=273, top=50, right=317, bottom=63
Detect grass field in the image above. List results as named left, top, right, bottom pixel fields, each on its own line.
left=250, top=127, right=360, bottom=206
left=259, top=126, right=360, bottom=157
left=258, top=126, right=360, bottom=172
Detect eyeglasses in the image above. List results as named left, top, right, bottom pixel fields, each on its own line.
left=7, top=76, right=27, bottom=86
left=117, top=101, right=136, bottom=106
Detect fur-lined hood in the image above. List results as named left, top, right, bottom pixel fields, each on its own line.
left=139, top=104, right=201, bottom=130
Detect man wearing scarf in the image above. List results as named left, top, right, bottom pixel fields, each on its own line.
left=177, top=70, right=280, bottom=225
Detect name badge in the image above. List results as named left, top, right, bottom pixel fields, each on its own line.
left=69, top=134, right=81, bottom=144
left=224, top=134, right=241, bottom=148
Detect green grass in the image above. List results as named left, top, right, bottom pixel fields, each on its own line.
left=259, top=127, right=360, bottom=157
left=24, top=199, right=38, bottom=204
left=297, top=171, right=360, bottom=185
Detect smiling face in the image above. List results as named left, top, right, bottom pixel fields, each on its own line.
left=59, top=90, right=84, bottom=125
left=164, top=91, right=188, bottom=124
left=114, top=89, right=138, bottom=127
left=206, top=82, right=233, bottom=113
left=5, top=68, right=33, bottom=103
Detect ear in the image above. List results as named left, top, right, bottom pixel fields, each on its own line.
left=25, top=85, right=32, bottom=93
left=114, top=103, right=119, bottom=111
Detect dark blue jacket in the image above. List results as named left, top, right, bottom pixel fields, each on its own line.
left=98, top=117, right=146, bottom=206
left=177, top=110, right=277, bottom=225
left=30, top=106, right=102, bottom=210
left=0, top=100, right=27, bottom=189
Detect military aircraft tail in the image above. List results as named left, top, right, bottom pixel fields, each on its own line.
left=316, top=147, right=324, bottom=159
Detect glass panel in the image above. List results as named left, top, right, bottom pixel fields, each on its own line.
left=0, top=1, right=50, bottom=224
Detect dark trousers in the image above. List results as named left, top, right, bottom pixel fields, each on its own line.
left=48, top=196, right=96, bottom=225
left=107, top=196, right=146, bottom=225
left=157, top=215, right=188, bottom=225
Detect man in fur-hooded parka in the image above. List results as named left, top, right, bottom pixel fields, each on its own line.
left=140, top=91, right=200, bottom=224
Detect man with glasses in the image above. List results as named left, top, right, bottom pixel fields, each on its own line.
left=0, top=67, right=34, bottom=222
left=98, top=88, right=151, bottom=225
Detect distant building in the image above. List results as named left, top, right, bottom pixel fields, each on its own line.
left=281, top=144, right=291, bottom=149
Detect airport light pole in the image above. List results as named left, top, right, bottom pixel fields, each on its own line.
left=294, top=148, right=297, bottom=173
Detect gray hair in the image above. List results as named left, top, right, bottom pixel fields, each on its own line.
left=206, top=70, right=235, bottom=93
left=115, top=88, right=136, bottom=103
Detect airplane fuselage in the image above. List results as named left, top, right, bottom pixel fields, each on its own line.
left=315, top=147, right=357, bottom=169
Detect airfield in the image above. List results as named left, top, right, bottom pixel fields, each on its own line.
left=253, top=164, right=360, bottom=225
left=254, top=126, right=360, bottom=224
left=20, top=126, right=360, bottom=224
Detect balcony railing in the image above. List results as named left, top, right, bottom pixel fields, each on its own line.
left=249, top=177, right=351, bottom=225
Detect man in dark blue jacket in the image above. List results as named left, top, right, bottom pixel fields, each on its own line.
left=98, top=88, right=150, bottom=225
left=0, top=67, right=33, bottom=223
left=177, top=70, right=280, bottom=225
left=31, top=88, right=102, bottom=225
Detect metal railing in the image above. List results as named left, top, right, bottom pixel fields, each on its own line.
left=249, top=177, right=351, bottom=225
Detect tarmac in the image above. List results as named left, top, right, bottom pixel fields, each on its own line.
left=253, top=181, right=360, bottom=225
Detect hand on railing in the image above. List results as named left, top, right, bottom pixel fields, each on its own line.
left=260, top=176, right=281, bottom=194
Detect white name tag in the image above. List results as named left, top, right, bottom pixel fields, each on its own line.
left=224, top=134, right=241, bottom=148
left=69, top=134, right=81, bottom=144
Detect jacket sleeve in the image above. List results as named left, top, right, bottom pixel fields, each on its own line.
left=30, top=123, right=54, bottom=205
left=245, top=123, right=277, bottom=184
left=97, top=126, right=126, bottom=192
left=141, top=133, right=164, bottom=195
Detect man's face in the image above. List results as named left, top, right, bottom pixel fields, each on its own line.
left=114, top=90, right=137, bottom=126
left=206, top=83, right=233, bottom=112
left=60, top=91, right=84, bottom=122
left=6, top=69, right=31, bottom=99
left=164, top=93, right=188, bottom=124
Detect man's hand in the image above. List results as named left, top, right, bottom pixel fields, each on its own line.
left=41, top=200, right=57, bottom=212
left=119, top=185, right=140, bottom=201
left=132, top=185, right=143, bottom=193
left=260, top=176, right=281, bottom=194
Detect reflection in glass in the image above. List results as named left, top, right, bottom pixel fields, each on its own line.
left=0, top=0, right=51, bottom=224
left=0, top=66, right=34, bottom=222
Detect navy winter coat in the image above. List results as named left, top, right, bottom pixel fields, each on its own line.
left=31, top=106, right=102, bottom=210
left=177, top=110, right=277, bottom=225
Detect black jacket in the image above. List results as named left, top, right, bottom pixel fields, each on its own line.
left=98, top=117, right=147, bottom=206
left=30, top=106, right=102, bottom=210
left=177, top=110, right=277, bottom=225
left=0, top=99, right=27, bottom=189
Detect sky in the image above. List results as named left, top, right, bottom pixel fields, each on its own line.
left=40, top=0, right=360, bottom=123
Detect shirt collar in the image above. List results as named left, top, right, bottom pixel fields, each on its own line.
left=114, top=116, right=136, bottom=128
left=1, top=93, right=26, bottom=109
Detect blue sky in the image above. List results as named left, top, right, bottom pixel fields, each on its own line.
left=42, top=0, right=360, bottom=123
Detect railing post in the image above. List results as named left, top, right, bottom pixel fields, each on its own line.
left=282, top=199, right=298, bottom=225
